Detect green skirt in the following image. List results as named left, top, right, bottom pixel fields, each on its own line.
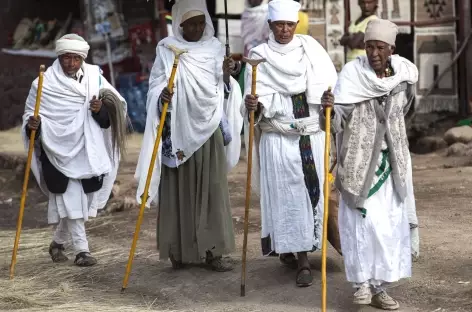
left=158, top=129, right=235, bottom=263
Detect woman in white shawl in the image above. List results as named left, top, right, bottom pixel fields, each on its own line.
left=135, top=0, right=243, bottom=271
left=321, top=19, right=418, bottom=310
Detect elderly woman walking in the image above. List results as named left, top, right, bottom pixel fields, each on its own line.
left=321, top=19, right=418, bottom=310
left=135, top=0, right=243, bottom=272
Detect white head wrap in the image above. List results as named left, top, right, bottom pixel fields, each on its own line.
left=172, top=0, right=214, bottom=42
left=181, top=10, right=204, bottom=24
left=364, top=18, right=398, bottom=47
left=55, top=34, right=90, bottom=59
left=268, top=0, right=300, bottom=23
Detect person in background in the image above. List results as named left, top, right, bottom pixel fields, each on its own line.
left=239, top=0, right=270, bottom=92
left=340, top=0, right=378, bottom=63
left=294, top=0, right=309, bottom=35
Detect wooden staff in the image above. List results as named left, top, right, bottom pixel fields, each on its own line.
left=240, top=57, right=266, bottom=297
left=10, top=65, right=46, bottom=279
left=121, top=45, right=187, bottom=292
left=321, top=86, right=333, bottom=312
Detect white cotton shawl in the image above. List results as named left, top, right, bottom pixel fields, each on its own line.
left=241, top=2, right=270, bottom=54
left=134, top=0, right=243, bottom=207
left=22, top=60, right=126, bottom=210
left=242, top=33, right=337, bottom=194
left=245, top=33, right=338, bottom=109
left=334, top=55, right=419, bottom=104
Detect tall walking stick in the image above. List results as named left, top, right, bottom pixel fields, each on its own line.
left=121, top=45, right=187, bottom=292
left=10, top=65, right=46, bottom=279
left=321, top=86, right=333, bottom=312
left=240, top=57, right=266, bottom=297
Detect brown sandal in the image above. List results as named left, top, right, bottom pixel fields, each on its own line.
left=74, top=252, right=97, bottom=267
left=296, top=266, right=313, bottom=287
left=206, top=251, right=233, bottom=272
left=279, top=253, right=298, bottom=269
left=49, top=241, right=68, bottom=263
left=169, top=254, right=185, bottom=270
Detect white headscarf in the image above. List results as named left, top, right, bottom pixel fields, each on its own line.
left=55, top=34, right=90, bottom=59
left=268, top=0, right=300, bottom=22
left=171, top=0, right=215, bottom=43
left=364, top=18, right=399, bottom=47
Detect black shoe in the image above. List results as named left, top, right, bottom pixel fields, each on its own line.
left=74, top=252, right=97, bottom=267
left=49, top=241, right=68, bottom=263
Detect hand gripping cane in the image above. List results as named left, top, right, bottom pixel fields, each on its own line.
left=321, top=86, right=333, bottom=312
left=10, top=65, right=46, bottom=279
left=121, top=45, right=187, bottom=292
left=240, top=57, right=266, bottom=297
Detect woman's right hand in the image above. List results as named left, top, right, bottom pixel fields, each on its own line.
left=160, top=87, right=173, bottom=104
left=27, top=116, right=41, bottom=130
left=245, top=94, right=259, bottom=112
left=321, top=89, right=334, bottom=109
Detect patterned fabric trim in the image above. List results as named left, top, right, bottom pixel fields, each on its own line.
left=260, top=93, right=321, bottom=255
left=357, top=149, right=392, bottom=218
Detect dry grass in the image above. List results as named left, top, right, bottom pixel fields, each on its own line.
left=0, top=227, right=167, bottom=312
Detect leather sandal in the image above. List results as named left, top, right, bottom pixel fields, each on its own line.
left=74, top=252, right=97, bottom=267
left=49, top=241, right=68, bottom=263
left=296, top=266, right=313, bottom=287
left=279, top=253, right=298, bottom=269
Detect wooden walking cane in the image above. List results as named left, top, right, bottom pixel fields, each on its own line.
left=240, top=57, right=266, bottom=297
left=321, top=86, right=333, bottom=312
left=121, top=45, right=187, bottom=292
left=10, top=65, right=46, bottom=279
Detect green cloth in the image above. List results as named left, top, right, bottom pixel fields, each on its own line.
left=157, top=129, right=235, bottom=263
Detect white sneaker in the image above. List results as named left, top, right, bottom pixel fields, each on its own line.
left=353, top=283, right=372, bottom=305
left=370, top=291, right=400, bottom=310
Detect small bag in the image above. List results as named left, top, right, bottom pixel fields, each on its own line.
left=40, top=150, right=69, bottom=194
left=81, top=175, right=105, bottom=194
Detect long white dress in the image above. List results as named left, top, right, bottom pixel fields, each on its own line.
left=258, top=104, right=325, bottom=254
left=338, top=145, right=412, bottom=285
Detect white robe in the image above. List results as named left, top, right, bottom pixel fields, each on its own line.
left=339, top=145, right=412, bottom=284
left=242, top=34, right=337, bottom=254
left=22, top=60, right=126, bottom=223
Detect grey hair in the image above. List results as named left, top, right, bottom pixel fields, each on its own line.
left=99, top=88, right=130, bottom=160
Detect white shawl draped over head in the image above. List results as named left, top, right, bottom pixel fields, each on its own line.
left=334, top=55, right=419, bottom=104
left=241, top=1, right=270, bottom=54
left=22, top=60, right=126, bottom=210
left=135, top=0, right=243, bottom=207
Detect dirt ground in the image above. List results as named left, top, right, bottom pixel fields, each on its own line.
left=1, top=129, right=472, bottom=312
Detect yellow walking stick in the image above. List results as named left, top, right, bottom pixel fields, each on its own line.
left=10, top=65, right=46, bottom=279
left=121, top=45, right=187, bottom=292
left=321, top=86, right=333, bottom=311
left=240, top=57, right=266, bottom=297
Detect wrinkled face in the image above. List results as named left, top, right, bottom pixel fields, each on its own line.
left=358, top=0, right=378, bottom=16
left=269, top=20, right=298, bottom=45
left=181, top=15, right=206, bottom=42
left=365, top=40, right=393, bottom=73
left=59, top=53, right=83, bottom=76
